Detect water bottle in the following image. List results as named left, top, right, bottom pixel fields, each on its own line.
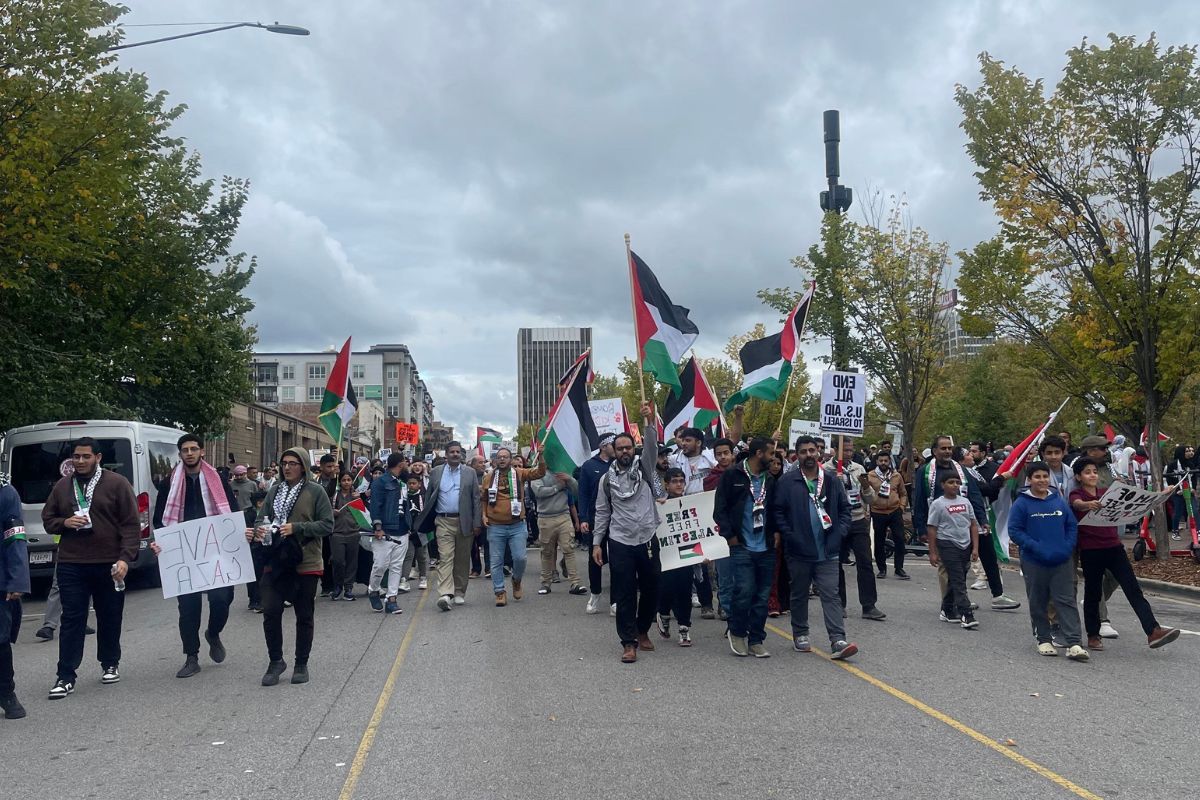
left=111, top=563, right=125, bottom=592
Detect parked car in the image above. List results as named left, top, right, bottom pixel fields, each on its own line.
left=0, top=420, right=184, bottom=581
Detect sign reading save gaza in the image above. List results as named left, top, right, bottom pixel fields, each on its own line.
left=154, top=511, right=254, bottom=599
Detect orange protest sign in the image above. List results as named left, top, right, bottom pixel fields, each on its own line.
left=394, top=422, right=420, bottom=445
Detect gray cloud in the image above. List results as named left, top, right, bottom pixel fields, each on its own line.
left=116, top=0, right=1200, bottom=437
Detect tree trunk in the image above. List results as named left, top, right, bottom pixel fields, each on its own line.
left=1146, top=417, right=1172, bottom=561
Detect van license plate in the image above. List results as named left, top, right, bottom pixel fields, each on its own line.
left=29, top=552, right=53, bottom=565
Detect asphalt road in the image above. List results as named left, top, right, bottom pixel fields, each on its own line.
left=6, top=551, right=1199, bottom=800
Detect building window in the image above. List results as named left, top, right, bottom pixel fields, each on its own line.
left=387, top=403, right=399, bottom=417
left=280, top=386, right=295, bottom=402
left=386, top=385, right=399, bottom=399
left=255, top=386, right=278, bottom=403
left=308, top=364, right=327, bottom=381
left=280, top=365, right=295, bottom=381
left=308, top=386, right=323, bottom=401
left=352, top=364, right=366, bottom=380
left=385, top=365, right=399, bottom=380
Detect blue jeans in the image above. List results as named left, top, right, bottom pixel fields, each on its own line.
left=715, top=557, right=734, bottom=614
left=488, top=522, right=528, bottom=593
left=729, top=546, right=775, bottom=644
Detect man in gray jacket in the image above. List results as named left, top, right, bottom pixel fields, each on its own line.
left=532, top=471, right=586, bottom=596
left=416, top=442, right=482, bottom=611
left=592, top=403, right=659, bottom=663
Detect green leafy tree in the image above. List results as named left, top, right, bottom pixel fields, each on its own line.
left=760, top=199, right=946, bottom=462
left=0, top=0, right=256, bottom=436
left=956, top=34, right=1200, bottom=557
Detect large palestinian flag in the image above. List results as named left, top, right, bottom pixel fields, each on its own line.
left=663, top=357, right=722, bottom=438
left=988, top=398, right=1069, bottom=562
left=630, top=251, right=698, bottom=392
left=541, top=358, right=601, bottom=474
left=724, top=283, right=813, bottom=411
left=476, top=427, right=503, bottom=458
left=319, top=337, right=356, bottom=443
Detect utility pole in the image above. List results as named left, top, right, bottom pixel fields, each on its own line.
left=819, top=110, right=852, bottom=372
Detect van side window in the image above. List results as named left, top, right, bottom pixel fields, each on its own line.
left=148, top=441, right=181, bottom=492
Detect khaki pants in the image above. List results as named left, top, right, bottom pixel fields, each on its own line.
left=435, top=516, right=474, bottom=599
left=538, top=513, right=579, bottom=588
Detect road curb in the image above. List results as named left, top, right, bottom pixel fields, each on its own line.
left=999, top=560, right=1200, bottom=603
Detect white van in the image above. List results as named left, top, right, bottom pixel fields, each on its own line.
left=0, top=420, right=186, bottom=582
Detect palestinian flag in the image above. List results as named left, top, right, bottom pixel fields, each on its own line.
left=476, top=427, right=503, bottom=458
left=663, top=357, right=722, bottom=439
left=724, top=283, right=814, bottom=411
left=319, top=337, right=356, bottom=443
left=988, top=398, right=1069, bottom=562
left=1140, top=425, right=1171, bottom=447
left=541, top=357, right=601, bottom=474
left=630, top=251, right=698, bottom=392
left=557, top=348, right=594, bottom=390
left=679, top=541, right=705, bottom=560
left=344, top=497, right=372, bottom=530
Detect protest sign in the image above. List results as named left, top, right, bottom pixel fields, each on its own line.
left=154, top=511, right=255, bottom=599
left=788, top=419, right=823, bottom=445
left=588, top=397, right=627, bottom=438
left=655, top=491, right=730, bottom=571
left=820, top=370, right=865, bottom=436
left=1080, top=482, right=1176, bottom=526
left=395, top=422, right=420, bottom=445
left=377, top=448, right=392, bottom=460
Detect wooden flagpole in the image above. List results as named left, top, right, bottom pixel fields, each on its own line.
left=626, top=233, right=647, bottom=405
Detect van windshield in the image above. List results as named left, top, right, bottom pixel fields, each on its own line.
left=10, top=439, right=135, bottom=505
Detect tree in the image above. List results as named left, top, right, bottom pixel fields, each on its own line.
left=0, top=0, right=257, bottom=436
left=956, top=34, right=1200, bottom=558
left=760, top=198, right=947, bottom=463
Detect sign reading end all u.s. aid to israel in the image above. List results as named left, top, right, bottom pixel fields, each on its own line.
left=655, top=490, right=730, bottom=571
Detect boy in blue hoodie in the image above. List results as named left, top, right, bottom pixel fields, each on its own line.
left=1, top=475, right=30, bottom=719
left=1008, top=462, right=1088, bottom=661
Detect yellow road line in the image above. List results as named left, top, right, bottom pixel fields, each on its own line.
left=764, top=623, right=1102, bottom=800
left=338, top=590, right=430, bottom=800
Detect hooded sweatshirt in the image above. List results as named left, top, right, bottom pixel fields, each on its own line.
left=1007, top=488, right=1077, bottom=567
left=256, top=447, right=334, bottom=574
left=593, top=424, right=660, bottom=547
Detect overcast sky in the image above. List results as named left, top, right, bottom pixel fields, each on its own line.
left=115, top=1, right=1196, bottom=439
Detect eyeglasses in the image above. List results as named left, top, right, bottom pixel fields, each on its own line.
left=281, top=460, right=302, bottom=468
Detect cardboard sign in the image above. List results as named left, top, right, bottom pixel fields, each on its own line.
left=377, top=448, right=392, bottom=460
left=588, top=397, right=627, bottom=438
left=788, top=419, right=823, bottom=446
left=820, top=370, right=865, bottom=436
left=395, top=422, right=420, bottom=445
left=1079, top=482, right=1176, bottom=526
left=655, top=491, right=730, bottom=571
left=154, top=511, right=255, bottom=599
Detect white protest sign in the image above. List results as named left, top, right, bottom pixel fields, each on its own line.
left=655, top=491, right=730, bottom=571
left=788, top=419, right=823, bottom=446
left=820, top=370, right=865, bottom=436
left=588, top=397, right=627, bottom=438
left=377, top=448, right=392, bottom=460
left=154, top=511, right=255, bottom=599
left=1080, top=482, right=1176, bottom=527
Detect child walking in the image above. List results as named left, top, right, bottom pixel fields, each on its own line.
left=401, top=475, right=430, bottom=591
left=926, top=472, right=980, bottom=630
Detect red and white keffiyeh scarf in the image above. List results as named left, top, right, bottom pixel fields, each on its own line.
left=161, top=461, right=232, bottom=526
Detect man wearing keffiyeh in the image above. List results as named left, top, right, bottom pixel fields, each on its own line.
left=151, top=434, right=239, bottom=679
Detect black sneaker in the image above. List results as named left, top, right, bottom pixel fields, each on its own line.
left=876, top=570, right=887, bottom=579
left=568, top=585, right=588, bottom=595
left=961, top=613, right=979, bottom=630
left=318, top=589, right=331, bottom=598
left=538, top=585, right=551, bottom=595
left=895, top=569, right=911, bottom=580
left=261, top=660, right=288, bottom=687
left=205, top=630, right=226, bottom=664
left=329, top=587, right=343, bottom=601
left=343, top=591, right=357, bottom=601
left=47, top=679, right=74, bottom=700
left=101, top=665, right=120, bottom=684
left=176, top=656, right=201, bottom=678
left=369, top=591, right=384, bottom=612
left=0, top=693, right=26, bottom=719
left=291, top=664, right=309, bottom=684
left=862, top=606, right=887, bottom=621
left=34, top=626, right=54, bottom=642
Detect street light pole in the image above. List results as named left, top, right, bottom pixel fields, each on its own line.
left=108, top=21, right=309, bottom=51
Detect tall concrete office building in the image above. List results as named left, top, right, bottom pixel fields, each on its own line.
left=517, top=327, right=592, bottom=428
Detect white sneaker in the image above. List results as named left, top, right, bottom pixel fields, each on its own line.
left=408, top=569, right=418, bottom=580
left=398, top=580, right=411, bottom=594
left=939, top=610, right=960, bottom=623
left=1098, top=621, right=1119, bottom=639
left=418, top=577, right=428, bottom=590
left=970, top=579, right=989, bottom=591
left=990, top=594, right=1021, bottom=610
left=453, top=595, right=465, bottom=606
left=690, top=593, right=701, bottom=608
left=437, top=595, right=452, bottom=611
left=610, top=603, right=617, bottom=617
left=585, top=593, right=601, bottom=614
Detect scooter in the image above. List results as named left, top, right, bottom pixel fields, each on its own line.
left=1131, top=477, right=1200, bottom=563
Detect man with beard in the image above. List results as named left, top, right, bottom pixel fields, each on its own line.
left=151, top=434, right=240, bottom=679
left=829, top=438, right=886, bottom=622
left=416, top=442, right=483, bottom=611
left=317, top=454, right=339, bottom=598
left=577, top=434, right=617, bottom=614
left=592, top=404, right=659, bottom=663
left=771, top=436, right=859, bottom=660
left=868, top=450, right=908, bottom=580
